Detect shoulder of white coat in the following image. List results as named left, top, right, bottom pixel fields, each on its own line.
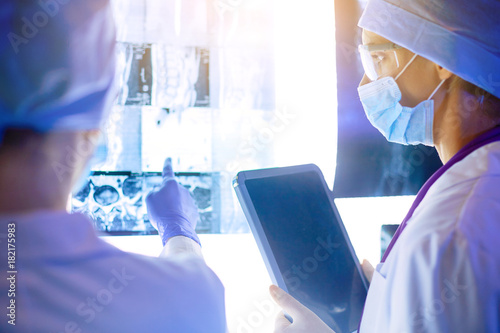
left=427, top=141, right=500, bottom=197
left=408, top=142, right=500, bottom=236
left=99, top=247, right=227, bottom=329
left=391, top=142, right=500, bottom=273
left=111, top=246, right=224, bottom=292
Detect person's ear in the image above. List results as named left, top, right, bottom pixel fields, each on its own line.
left=74, top=129, right=101, bottom=162
left=83, top=129, right=101, bottom=146
left=435, top=64, right=453, bottom=81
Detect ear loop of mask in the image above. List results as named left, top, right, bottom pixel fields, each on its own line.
left=394, top=52, right=446, bottom=100
left=394, top=53, right=418, bottom=81
left=426, top=79, right=446, bottom=100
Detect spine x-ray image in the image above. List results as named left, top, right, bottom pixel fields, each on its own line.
left=72, top=172, right=220, bottom=235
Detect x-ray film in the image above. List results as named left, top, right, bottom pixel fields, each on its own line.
left=72, top=172, right=220, bottom=235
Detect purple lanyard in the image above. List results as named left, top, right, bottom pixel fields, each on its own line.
left=381, top=125, right=500, bottom=263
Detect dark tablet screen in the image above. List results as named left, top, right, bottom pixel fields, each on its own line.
left=245, top=171, right=367, bottom=333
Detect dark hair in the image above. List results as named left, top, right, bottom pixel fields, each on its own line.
left=0, top=128, right=44, bottom=149
left=450, top=76, right=500, bottom=120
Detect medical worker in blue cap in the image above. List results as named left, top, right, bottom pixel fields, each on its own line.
left=0, top=1, right=226, bottom=332
left=270, top=0, right=500, bottom=332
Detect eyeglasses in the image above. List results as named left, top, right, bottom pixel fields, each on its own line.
left=358, top=43, right=402, bottom=81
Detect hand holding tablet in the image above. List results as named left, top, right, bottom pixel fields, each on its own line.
left=233, top=164, right=367, bottom=333
left=270, top=285, right=336, bottom=333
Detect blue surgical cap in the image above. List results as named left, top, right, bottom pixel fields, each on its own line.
left=358, top=0, right=500, bottom=99
left=0, top=0, right=116, bottom=137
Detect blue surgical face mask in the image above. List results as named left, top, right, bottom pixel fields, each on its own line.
left=357, top=54, right=445, bottom=146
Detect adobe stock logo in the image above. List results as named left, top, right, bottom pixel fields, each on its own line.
left=8, top=0, right=71, bottom=54
left=410, top=278, right=468, bottom=332
left=236, top=299, right=276, bottom=333
left=53, top=267, right=136, bottom=333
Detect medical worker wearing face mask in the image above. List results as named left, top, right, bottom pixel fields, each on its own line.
left=0, top=1, right=226, bottom=332
left=270, top=0, right=500, bottom=332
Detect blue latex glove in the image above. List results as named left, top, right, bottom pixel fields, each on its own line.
left=146, top=158, right=200, bottom=246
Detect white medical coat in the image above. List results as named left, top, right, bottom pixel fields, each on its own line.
left=360, top=141, right=500, bottom=333
left=0, top=211, right=227, bottom=333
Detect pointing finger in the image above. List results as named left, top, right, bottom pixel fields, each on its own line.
left=162, top=157, right=174, bottom=180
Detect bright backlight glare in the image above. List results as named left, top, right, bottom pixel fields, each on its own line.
left=273, top=0, right=337, bottom=189
left=336, top=196, right=415, bottom=265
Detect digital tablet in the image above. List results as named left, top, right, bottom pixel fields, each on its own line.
left=233, top=164, right=368, bottom=333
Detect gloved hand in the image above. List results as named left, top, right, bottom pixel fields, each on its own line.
left=269, top=285, right=336, bottom=333
left=145, top=158, right=200, bottom=246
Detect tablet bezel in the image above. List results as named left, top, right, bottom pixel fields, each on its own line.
left=233, top=163, right=368, bottom=306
